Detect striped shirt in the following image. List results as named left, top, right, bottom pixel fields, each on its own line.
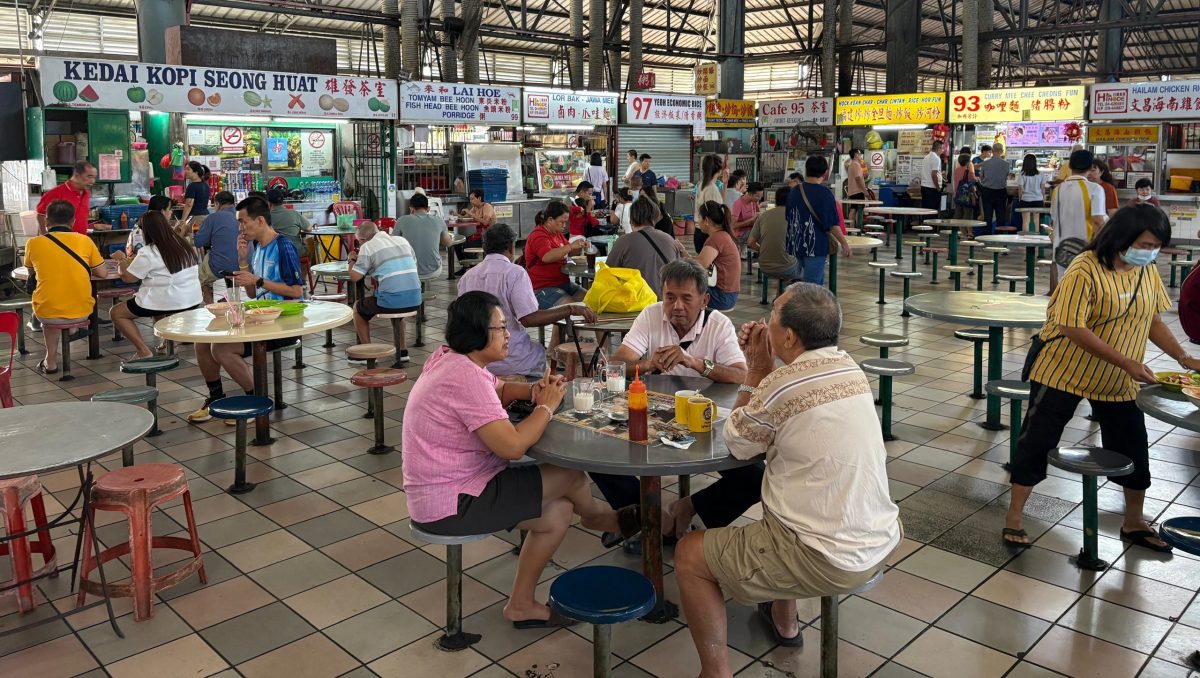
left=353, top=232, right=423, bottom=309
left=724, top=346, right=901, bottom=572
left=1030, top=251, right=1170, bottom=401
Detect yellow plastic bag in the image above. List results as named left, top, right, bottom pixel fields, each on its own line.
left=583, top=262, right=658, bottom=313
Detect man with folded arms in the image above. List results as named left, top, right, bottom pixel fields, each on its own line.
left=674, top=283, right=901, bottom=672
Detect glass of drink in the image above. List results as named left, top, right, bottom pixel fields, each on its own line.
left=571, top=378, right=601, bottom=414
left=605, top=362, right=626, bottom=396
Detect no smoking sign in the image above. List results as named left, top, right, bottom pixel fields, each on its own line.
left=307, top=132, right=326, bottom=149
left=869, top=151, right=885, bottom=169
left=222, top=127, right=244, bottom=153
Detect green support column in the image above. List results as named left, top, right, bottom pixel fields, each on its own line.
left=1075, top=475, right=1107, bottom=571
left=144, top=112, right=172, bottom=195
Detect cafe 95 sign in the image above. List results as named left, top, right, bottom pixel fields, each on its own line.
left=758, top=98, right=834, bottom=127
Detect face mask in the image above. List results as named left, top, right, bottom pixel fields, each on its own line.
left=631, top=190, right=640, bottom=199
left=1138, top=193, right=1154, bottom=201
left=1121, top=247, right=1159, bottom=267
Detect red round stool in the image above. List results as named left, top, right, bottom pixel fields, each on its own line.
left=0, top=475, right=56, bottom=613
left=77, top=464, right=206, bottom=621
left=350, top=368, right=407, bottom=455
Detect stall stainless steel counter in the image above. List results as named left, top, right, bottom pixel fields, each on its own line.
left=441, top=195, right=551, bottom=240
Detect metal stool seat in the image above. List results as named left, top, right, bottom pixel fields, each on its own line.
left=91, top=386, right=161, bottom=460
left=984, top=246, right=1009, bottom=284
left=890, top=270, right=922, bottom=316
left=409, top=525, right=489, bottom=651
left=859, top=332, right=908, bottom=359
left=346, top=343, right=396, bottom=361
left=550, top=566, right=657, bottom=678
left=943, top=264, right=972, bottom=290
left=968, top=258, right=992, bottom=290
left=0, top=297, right=31, bottom=355
left=209, top=396, right=274, bottom=494
left=998, top=273, right=1029, bottom=293
left=869, top=261, right=898, bottom=305
left=376, top=307, right=423, bottom=360
left=861, top=359, right=914, bottom=442
left=912, top=225, right=933, bottom=232
left=1160, top=517, right=1200, bottom=557
left=987, top=380, right=1031, bottom=470
left=820, top=569, right=884, bottom=678
left=39, top=317, right=90, bottom=382
left=120, top=356, right=179, bottom=374
left=1048, top=447, right=1133, bottom=571
left=351, top=368, right=408, bottom=456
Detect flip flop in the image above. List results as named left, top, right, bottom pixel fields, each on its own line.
left=757, top=602, right=803, bottom=647
left=1120, top=528, right=1173, bottom=553
left=600, top=505, right=641, bottom=548
left=511, top=611, right=578, bottom=630
left=35, top=360, right=58, bottom=375
left=1002, top=527, right=1032, bottom=549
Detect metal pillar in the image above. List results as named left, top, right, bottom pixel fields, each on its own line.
left=401, top=0, right=420, bottom=78
left=441, top=0, right=457, bottom=81
left=570, top=0, right=584, bottom=88
left=962, top=0, right=979, bottom=89
left=821, top=0, right=836, bottom=97
left=606, top=0, right=621, bottom=91
left=134, top=0, right=187, bottom=64
left=627, top=0, right=643, bottom=90
left=837, top=0, right=853, bottom=95
left=977, top=0, right=993, bottom=88
left=461, top=0, right=481, bottom=83
left=1097, top=0, right=1123, bottom=82
left=588, top=0, right=605, bottom=89
left=885, top=0, right=920, bottom=92
left=382, top=0, right=401, bottom=79
left=718, top=0, right=744, bottom=99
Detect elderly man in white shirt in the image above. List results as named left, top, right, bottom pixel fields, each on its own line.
left=674, top=283, right=901, bottom=674
left=594, top=259, right=761, bottom=545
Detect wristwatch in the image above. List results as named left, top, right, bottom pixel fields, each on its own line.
left=701, top=358, right=715, bottom=378
left=737, top=384, right=755, bottom=394
left=255, top=277, right=265, bottom=289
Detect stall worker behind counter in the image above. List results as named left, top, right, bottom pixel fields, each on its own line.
left=266, top=187, right=310, bottom=257
left=37, top=160, right=100, bottom=235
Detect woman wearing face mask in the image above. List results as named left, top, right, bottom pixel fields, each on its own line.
left=1004, top=204, right=1197, bottom=553
left=1128, top=178, right=1161, bottom=209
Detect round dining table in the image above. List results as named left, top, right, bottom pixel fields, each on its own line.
left=310, top=261, right=367, bottom=306
left=904, top=291, right=1048, bottom=429
left=304, top=225, right=357, bottom=263
left=841, top=199, right=883, bottom=231
left=864, top=206, right=939, bottom=261
left=12, top=263, right=123, bottom=361
left=976, top=234, right=1052, bottom=295
left=0, top=401, right=156, bottom=639
left=1136, top=386, right=1200, bottom=432
left=925, top=219, right=986, bottom=265
left=828, top=235, right=883, bottom=294
left=447, top=234, right=467, bottom=279
left=528, top=374, right=755, bottom=622
left=154, top=301, right=353, bottom=445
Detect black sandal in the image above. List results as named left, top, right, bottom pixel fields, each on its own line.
left=1120, top=528, right=1173, bottom=553
left=35, top=360, right=59, bottom=375
left=600, top=505, right=641, bottom=548
left=1001, top=527, right=1032, bottom=549
left=757, top=602, right=803, bottom=647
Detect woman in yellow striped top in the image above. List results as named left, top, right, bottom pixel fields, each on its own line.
left=1004, top=204, right=1199, bottom=552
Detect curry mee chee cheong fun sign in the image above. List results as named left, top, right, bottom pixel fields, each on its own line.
left=38, top=57, right=398, bottom=119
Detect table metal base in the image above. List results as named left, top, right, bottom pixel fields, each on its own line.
left=981, top=326, right=1009, bottom=430
left=251, top=342, right=274, bottom=445
left=638, top=475, right=676, bottom=622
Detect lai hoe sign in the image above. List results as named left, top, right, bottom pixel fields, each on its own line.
left=399, top=81, right=521, bottom=124
left=523, top=89, right=618, bottom=126
left=948, top=86, right=1085, bottom=123
left=39, top=57, right=397, bottom=119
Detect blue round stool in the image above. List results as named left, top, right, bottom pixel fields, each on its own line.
left=550, top=566, right=656, bottom=677
left=1160, top=517, right=1200, bottom=556
left=208, top=396, right=274, bottom=494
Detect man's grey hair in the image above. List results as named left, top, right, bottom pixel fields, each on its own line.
left=780, top=282, right=841, bottom=350
left=483, top=223, right=518, bottom=255
left=354, top=220, right=378, bottom=241
left=661, top=259, right=707, bottom=295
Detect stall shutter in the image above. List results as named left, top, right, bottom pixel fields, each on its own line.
left=616, top=126, right=692, bottom=185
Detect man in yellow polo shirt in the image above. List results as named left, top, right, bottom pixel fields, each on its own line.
left=23, top=200, right=107, bottom=374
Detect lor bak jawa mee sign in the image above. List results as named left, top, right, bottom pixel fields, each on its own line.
left=39, top=57, right=398, bottom=119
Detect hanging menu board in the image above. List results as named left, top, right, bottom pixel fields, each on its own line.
left=835, top=93, right=947, bottom=126
left=523, top=89, right=619, bottom=126
left=758, top=98, right=834, bottom=127
left=623, top=93, right=706, bottom=136
left=948, top=86, right=1085, bottom=123
left=1090, top=81, right=1200, bottom=121
left=398, top=81, right=521, bottom=124
left=39, top=57, right=397, bottom=119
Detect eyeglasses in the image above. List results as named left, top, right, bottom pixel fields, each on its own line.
left=488, top=325, right=510, bottom=334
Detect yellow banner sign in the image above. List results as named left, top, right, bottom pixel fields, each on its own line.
left=706, top=99, right=756, bottom=128
left=835, top=93, right=946, bottom=126
left=695, top=63, right=718, bottom=97
left=948, top=86, right=1085, bottom=123
left=1088, top=124, right=1160, bottom=145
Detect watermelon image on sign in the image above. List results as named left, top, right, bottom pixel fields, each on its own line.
left=53, top=81, right=78, bottom=103
left=79, top=85, right=99, bottom=103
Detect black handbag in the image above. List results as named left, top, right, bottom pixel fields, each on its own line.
left=1021, top=268, right=1144, bottom=381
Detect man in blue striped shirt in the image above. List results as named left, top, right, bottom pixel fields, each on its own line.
left=350, top=220, right=423, bottom=362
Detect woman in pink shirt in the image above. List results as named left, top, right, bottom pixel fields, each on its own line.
left=403, top=291, right=638, bottom=628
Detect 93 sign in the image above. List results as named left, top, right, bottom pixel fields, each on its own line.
left=952, top=94, right=981, bottom=114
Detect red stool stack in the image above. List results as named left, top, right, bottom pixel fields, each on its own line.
left=0, top=475, right=56, bottom=613
left=77, top=464, right=206, bottom=621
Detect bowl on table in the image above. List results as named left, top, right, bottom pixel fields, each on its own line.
left=1184, top=386, right=1200, bottom=410
left=243, top=307, right=284, bottom=324
left=1155, top=371, right=1200, bottom=393
left=205, top=303, right=231, bottom=317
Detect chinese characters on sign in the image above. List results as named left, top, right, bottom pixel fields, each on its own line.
left=522, top=89, right=619, bottom=126
left=695, top=63, right=718, bottom=96
left=758, top=98, right=834, bottom=127
left=632, top=72, right=656, bottom=91
left=624, top=93, right=706, bottom=136
left=1090, top=82, right=1200, bottom=121
left=834, top=93, right=947, bottom=126
left=705, top=99, right=756, bottom=128
left=947, top=86, right=1085, bottom=123
left=398, top=81, right=521, bottom=124
left=1087, top=125, right=1160, bottom=145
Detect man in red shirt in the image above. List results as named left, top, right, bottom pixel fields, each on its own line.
left=568, top=182, right=600, bottom=237
left=36, top=161, right=100, bottom=235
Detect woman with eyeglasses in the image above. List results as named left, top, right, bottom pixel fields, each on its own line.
left=403, top=291, right=638, bottom=628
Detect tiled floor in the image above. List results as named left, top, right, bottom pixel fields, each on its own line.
left=3, top=239, right=1200, bottom=677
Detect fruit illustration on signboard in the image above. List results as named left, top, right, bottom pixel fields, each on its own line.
left=126, top=87, right=146, bottom=103
left=53, top=81, right=78, bottom=102
left=79, top=85, right=99, bottom=102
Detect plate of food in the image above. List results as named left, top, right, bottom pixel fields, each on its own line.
left=243, top=306, right=283, bottom=324
left=1155, top=371, right=1200, bottom=392
left=1183, top=386, right=1200, bottom=410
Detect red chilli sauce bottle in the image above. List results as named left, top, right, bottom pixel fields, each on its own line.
left=627, top=366, right=648, bottom=442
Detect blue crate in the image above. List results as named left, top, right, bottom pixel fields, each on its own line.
left=97, top=204, right=148, bottom=229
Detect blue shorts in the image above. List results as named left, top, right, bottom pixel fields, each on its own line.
left=707, top=288, right=738, bottom=311
left=797, top=255, right=827, bottom=286
left=534, top=282, right=583, bottom=310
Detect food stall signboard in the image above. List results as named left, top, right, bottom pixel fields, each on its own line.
left=624, top=93, right=706, bottom=136
left=39, top=57, right=397, bottom=119
left=758, top=98, right=834, bottom=127
left=1088, top=124, right=1160, bottom=145
left=947, top=86, right=1085, bottom=123
left=695, top=63, right=718, bottom=96
left=999, top=122, right=1074, bottom=148
left=535, top=149, right=586, bottom=193
left=897, top=129, right=933, bottom=153
left=523, top=88, right=618, bottom=126
left=398, top=81, right=520, bottom=124
left=1091, top=82, right=1200, bottom=121
left=705, top=99, right=756, bottom=128
left=835, top=93, right=946, bottom=126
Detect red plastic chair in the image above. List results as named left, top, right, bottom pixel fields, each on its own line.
left=0, top=311, right=17, bottom=408
left=330, top=201, right=362, bottom=218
